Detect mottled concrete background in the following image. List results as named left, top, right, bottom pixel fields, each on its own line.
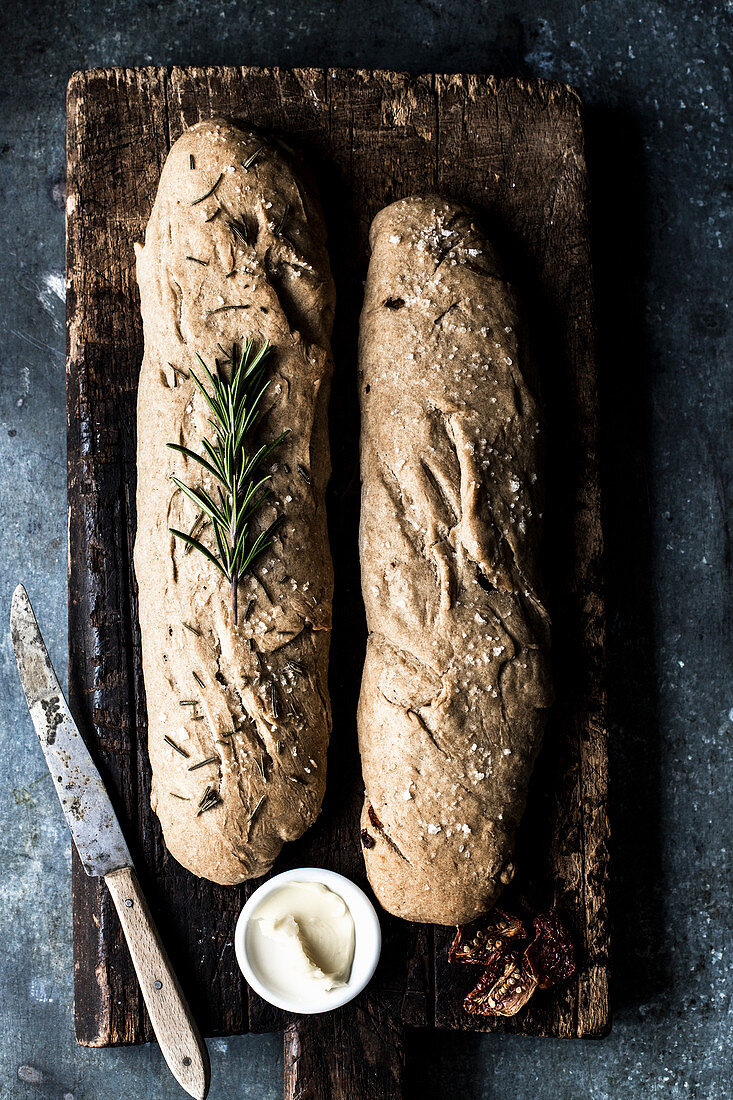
left=1, top=1, right=730, bottom=1097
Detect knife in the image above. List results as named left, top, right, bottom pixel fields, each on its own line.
left=10, top=584, right=210, bottom=1100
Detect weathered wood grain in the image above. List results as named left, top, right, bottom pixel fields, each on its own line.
left=66, top=67, right=608, bottom=1068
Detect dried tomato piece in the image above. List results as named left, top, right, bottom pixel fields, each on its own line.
left=367, top=805, right=382, bottom=830
left=463, top=948, right=537, bottom=1017
left=449, top=909, right=527, bottom=965
left=524, top=909, right=576, bottom=989
left=360, top=829, right=376, bottom=849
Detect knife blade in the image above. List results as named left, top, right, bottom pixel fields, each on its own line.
left=10, top=583, right=132, bottom=877
left=11, top=584, right=210, bottom=1100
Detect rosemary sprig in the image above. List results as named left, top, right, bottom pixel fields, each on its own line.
left=168, top=339, right=289, bottom=624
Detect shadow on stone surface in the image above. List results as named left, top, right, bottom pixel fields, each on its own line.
left=585, top=106, right=667, bottom=1011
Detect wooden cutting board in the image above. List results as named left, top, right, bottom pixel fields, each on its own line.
left=66, top=66, right=609, bottom=1096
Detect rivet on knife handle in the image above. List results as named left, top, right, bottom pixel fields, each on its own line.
left=106, top=866, right=210, bottom=1100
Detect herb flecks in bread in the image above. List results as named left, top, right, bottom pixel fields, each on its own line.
left=134, top=119, right=334, bottom=885
left=357, top=195, right=552, bottom=925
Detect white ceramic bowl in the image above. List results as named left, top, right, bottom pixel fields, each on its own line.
left=234, top=867, right=382, bottom=1014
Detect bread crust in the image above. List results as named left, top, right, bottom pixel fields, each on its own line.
left=357, top=196, right=552, bottom=924
left=134, top=119, right=335, bottom=884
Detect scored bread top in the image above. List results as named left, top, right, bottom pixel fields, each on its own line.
left=357, top=195, right=552, bottom=924
left=134, top=119, right=334, bottom=884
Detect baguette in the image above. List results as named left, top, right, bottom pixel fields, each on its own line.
left=134, top=119, right=335, bottom=885
left=357, top=196, right=552, bottom=924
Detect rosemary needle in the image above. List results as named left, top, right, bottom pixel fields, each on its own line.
left=247, top=795, right=265, bottom=823
left=208, top=304, right=250, bottom=314
left=242, top=146, right=263, bottom=170
left=182, top=622, right=201, bottom=637
left=189, top=755, right=220, bottom=771
left=186, top=256, right=208, bottom=266
left=189, top=154, right=195, bottom=170
left=164, top=735, right=190, bottom=758
left=297, top=464, right=311, bottom=486
left=192, top=671, right=206, bottom=690
left=197, top=789, right=222, bottom=816
left=183, top=512, right=205, bottom=555
left=191, top=172, right=223, bottom=206
left=226, top=216, right=249, bottom=245
left=275, top=202, right=290, bottom=237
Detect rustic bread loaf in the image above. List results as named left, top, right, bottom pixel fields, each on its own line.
left=134, top=119, right=335, bottom=885
left=357, top=195, right=552, bottom=925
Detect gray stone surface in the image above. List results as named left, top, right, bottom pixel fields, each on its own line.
left=1, top=1, right=730, bottom=1097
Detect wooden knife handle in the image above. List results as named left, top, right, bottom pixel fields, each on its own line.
left=105, top=866, right=210, bottom=1099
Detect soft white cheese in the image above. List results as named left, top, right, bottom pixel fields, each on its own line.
left=246, top=881, right=355, bottom=1002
